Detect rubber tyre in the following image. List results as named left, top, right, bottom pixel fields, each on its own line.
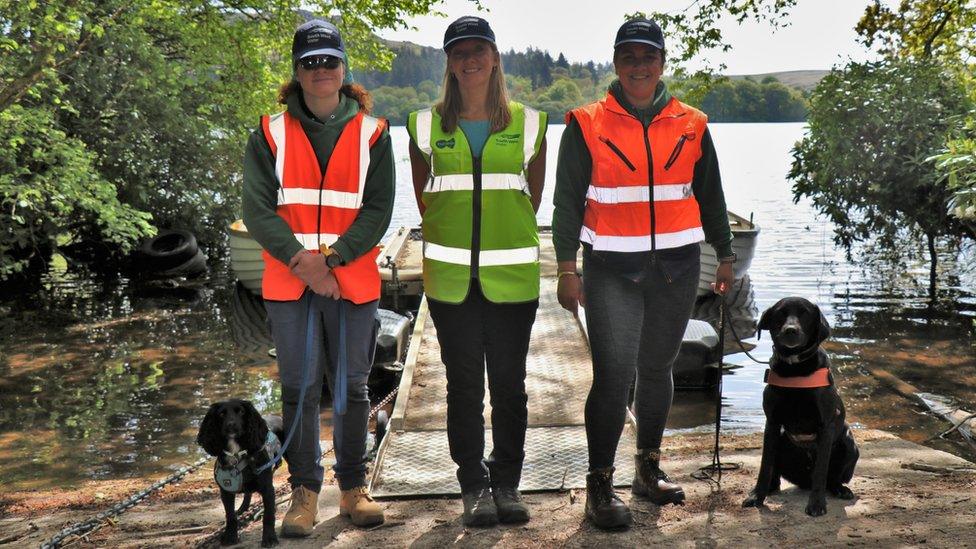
left=140, top=229, right=198, bottom=271
left=157, top=249, right=208, bottom=278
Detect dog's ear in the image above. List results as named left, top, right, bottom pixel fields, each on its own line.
left=817, top=310, right=831, bottom=345
left=241, top=400, right=268, bottom=452
left=197, top=403, right=224, bottom=456
left=757, top=303, right=779, bottom=339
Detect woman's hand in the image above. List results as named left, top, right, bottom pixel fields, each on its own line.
left=289, top=250, right=332, bottom=294
left=712, top=262, right=734, bottom=295
left=316, top=271, right=341, bottom=299
left=557, top=273, right=585, bottom=316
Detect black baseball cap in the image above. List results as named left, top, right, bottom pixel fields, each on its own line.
left=443, top=16, right=496, bottom=51
left=614, top=18, right=665, bottom=51
left=292, top=19, right=345, bottom=63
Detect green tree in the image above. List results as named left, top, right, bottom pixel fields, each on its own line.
left=855, top=0, right=976, bottom=259
left=790, top=61, right=973, bottom=296
left=0, top=0, right=456, bottom=281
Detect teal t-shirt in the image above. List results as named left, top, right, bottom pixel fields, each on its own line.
left=458, top=119, right=490, bottom=158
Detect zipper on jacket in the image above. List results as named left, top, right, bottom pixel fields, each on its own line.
left=471, top=155, right=483, bottom=278
left=642, top=125, right=656, bottom=254
left=599, top=136, right=637, bottom=172
left=663, top=134, right=688, bottom=171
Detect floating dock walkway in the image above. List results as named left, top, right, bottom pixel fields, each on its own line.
left=369, top=235, right=637, bottom=497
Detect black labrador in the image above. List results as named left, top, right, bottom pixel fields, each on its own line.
left=198, top=399, right=284, bottom=546
left=742, top=297, right=859, bottom=516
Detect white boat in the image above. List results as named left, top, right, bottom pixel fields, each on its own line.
left=228, top=220, right=264, bottom=295
left=698, top=211, right=759, bottom=296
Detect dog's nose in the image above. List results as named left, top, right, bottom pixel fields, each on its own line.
left=782, top=325, right=799, bottom=335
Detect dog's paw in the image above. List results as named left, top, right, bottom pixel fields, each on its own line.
left=829, top=485, right=855, bottom=500
left=742, top=491, right=765, bottom=508
left=805, top=497, right=827, bottom=517
left=219, top=530, right=240, bottom=546
left=261, top=533, right=279, bottom=547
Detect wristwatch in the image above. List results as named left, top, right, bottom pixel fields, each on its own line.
left=320, top=246, right=343, bottom=268
left=719, top=252, right=737, bottom=264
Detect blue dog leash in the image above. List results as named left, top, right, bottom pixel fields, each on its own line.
left=257, top=293, right=350, bottom=473
left=257, top=294, right=316, bottom=474
left=335, top=299, right=348, bottom=415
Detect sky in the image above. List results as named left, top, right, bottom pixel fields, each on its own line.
left=378, top=0, right=880, bottom=75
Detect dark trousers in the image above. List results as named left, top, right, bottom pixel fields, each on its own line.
left=427, top=282, right=539, bottom=492
left=582, top=244, right=701, bottom=470
left=265, top=291, right=379, bottom=491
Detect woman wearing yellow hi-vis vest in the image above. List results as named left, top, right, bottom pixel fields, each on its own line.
left=407, top=16, right=547, bottom=528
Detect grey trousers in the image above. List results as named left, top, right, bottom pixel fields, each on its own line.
left=265, top=291, right=378, bottom=491
left=582, top=243, right=701, bottom=469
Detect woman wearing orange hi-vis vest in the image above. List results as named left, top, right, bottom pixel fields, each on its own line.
left=242, top=19, right=392, bottom=536
left=553, top=18, right=735, bottom=529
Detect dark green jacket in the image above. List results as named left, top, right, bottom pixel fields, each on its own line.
left=242, top=92, right=394, bottom=265
left=553, top=80, right=733, bottom=263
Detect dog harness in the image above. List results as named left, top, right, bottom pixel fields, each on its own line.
left=213, top=431, right=282, bottom=493
left=764, top=367, right=833, bottom=388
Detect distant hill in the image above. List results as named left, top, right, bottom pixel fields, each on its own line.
left=727, top=70, right=829, bottom=92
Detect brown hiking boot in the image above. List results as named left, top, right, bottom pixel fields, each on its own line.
left=585, top=467, right=632, bottom=529
left=340, top=486, right=385, bottom=527
left=281, top=485, right=318, bottom=537
left=631, top=449, right=685, bottom=505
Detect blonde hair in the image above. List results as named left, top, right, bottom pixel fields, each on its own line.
left=277, top=81, right=374, bottom=113
left=435, top=44, right=511, bottom=134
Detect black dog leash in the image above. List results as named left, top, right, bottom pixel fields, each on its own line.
left=693, top=296, right=742, bottom=483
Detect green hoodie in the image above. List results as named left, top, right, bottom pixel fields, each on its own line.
left=552, top=80, right=733, bottom=263
left=242, top=92, right=394, bottom=266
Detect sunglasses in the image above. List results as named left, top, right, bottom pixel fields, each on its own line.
left=299, top=55, right=342, bottom=70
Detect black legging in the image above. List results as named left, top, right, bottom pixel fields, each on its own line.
left=582, top=244, right=701, bottom=469
left=427, top=282, right=539, bottom=492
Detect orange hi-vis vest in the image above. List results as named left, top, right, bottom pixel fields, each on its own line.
left=568, top=93, right=707, bottom=253
left=260, top=110, right=386, bottom=303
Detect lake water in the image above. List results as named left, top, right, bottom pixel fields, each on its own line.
left=1, top=123, right=974, bottom=491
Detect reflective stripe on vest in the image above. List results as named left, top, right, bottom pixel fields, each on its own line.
left=423, top=242, right=541, bottom=266
left=260, top=110, right=384, bottom=303
left=570, top=94, right=706, bottom=253
left=407, top=102, right=546, bottom=304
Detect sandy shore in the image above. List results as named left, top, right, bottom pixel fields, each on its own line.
left=5, top=428, right=976, bottom=548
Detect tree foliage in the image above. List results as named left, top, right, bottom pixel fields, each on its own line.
left=790, top=61, right=973, bottom=293
left=0, top=0, right=450, bottom=280
left=359, top=40, right=808, bottom=125
left=856, top=0, right=976, bottom=243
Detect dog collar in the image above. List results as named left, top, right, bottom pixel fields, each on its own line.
left=764, top=367, right=833, bottom=388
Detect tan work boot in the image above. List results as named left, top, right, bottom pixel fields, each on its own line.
left=281, top=485, right=318, bottom=537
left=340, top=486, right=385, bottom=527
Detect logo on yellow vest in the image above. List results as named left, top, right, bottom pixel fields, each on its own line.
left=435, top=138, right=455, bottom=149
left=495, top=133, right=521, bottom=145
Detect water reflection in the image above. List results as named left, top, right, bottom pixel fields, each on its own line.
left=0, top=263, right=281, bottom=491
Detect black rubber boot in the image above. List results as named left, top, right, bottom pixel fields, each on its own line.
left=631, top=449, right=686, bottom=505
left=493, top=486, right=530, bottom=524
left=585, top=467, right=632, bottom=529
left=461, top=487, right=498, bottom=527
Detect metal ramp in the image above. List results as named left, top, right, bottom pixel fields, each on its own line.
left=370, top=236, right=637, bottom=498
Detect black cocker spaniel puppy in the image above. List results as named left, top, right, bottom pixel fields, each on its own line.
left=198, top=399, right=284, bottom=547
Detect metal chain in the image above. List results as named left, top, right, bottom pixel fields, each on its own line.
left=39, top=456, right=210, bottom=549
left=370, top=385, right=399, bottom=418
